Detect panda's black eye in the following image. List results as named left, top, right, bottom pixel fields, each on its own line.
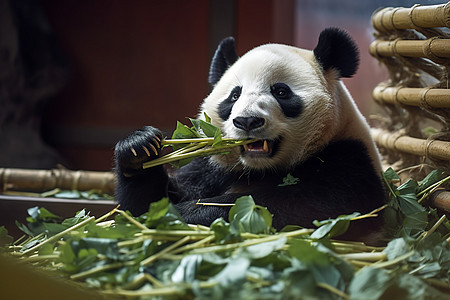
left=271, top=83, right=292, bottom=100
left=229, top=86, right=242, bottom=102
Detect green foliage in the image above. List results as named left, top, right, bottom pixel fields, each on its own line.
left=383, top=168, right=448, bottom=238
left=4, top=169, right=450, bottom=299
left=40, top=188, right=114, bottom=200
left=312, top=212, right=360, bottom=239
left=172, top=116, right=222, bottom=149
left=0, top=226, right=13, bottom=248
left=278, top=173, right=300, bottom=186
left=229, top=195, right=273, bottom=235
left=144, top=114, right=256, bottom=169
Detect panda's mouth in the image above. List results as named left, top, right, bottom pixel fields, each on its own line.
left=241, top=139, right=280, bottom=157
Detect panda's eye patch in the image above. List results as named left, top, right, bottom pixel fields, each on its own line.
left=271, top=83, right=292, bottom=100
left=218, top=86, right=242, bottom=121
left=230, top=86, right=242, bottom=102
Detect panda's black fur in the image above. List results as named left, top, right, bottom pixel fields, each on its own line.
left=114, top=28, right=386, bottom=243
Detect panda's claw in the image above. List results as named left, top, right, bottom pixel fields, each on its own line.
left=152, top=138, right=160, bottom=148
left=115, top=126, right=165, bottom=175
left=148, top=143, right=159, bottom=155
left=142, top=146, right=151, bottom=157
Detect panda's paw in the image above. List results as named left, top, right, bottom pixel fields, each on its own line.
left=114, top=126, right=164, bottom=176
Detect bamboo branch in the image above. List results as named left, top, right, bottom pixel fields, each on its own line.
left=0, top=168, right=114, bottom=195
left=372, top=3, right=450, bottom=32
left=371, top=129, right=450, bottom=161
left=372, top=86, right=450, bottom=109
left=430, top=190, right=450, bottom=212
left=369, top=39, right=450, bottom=61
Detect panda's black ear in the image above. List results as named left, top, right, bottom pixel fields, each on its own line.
left=208, top=37, right=239, bottom=85
left=313, top=28, right=359, bottom=78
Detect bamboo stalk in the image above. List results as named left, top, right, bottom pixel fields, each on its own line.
left=430, top=190, right=450, bottom=212
left=369, top=39, right=450, bottom=61
left=372, top=86, right=450, bottom=108
left=371, top=129, right=450, bottom=161
left=372, top=3, right=450, bottom=32
left=143, top=139, right=257, bottom=169
left=0, top=168, right=114, bottom=195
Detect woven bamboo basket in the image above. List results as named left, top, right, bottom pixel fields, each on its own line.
left=370, top=2, right=450, bottom=211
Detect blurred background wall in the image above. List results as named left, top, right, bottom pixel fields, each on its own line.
left=0, top=0, right=444, bottom=171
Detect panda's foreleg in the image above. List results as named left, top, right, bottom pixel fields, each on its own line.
left=114, top=126, right=170, bottom=215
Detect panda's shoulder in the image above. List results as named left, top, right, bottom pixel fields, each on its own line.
left=297, top=139, right=379, bottom=178
left=319, top=139, right=373, bottom=162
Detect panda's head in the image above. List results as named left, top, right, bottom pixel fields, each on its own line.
left=200, top=28, right=360, bottom=171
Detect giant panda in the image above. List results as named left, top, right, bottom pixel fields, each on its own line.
left=114, top=28, right=386, bottom=242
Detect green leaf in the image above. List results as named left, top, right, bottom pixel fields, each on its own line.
left=38, top=242, right=55, bottom=256
left=81, top=237, right=120, bottom=260
left=278, top=173, right=300, bottom=186
left=58, top=241, right=78, bottom=272
left=402, top=211, right=428, bottom=234
left=282, top=268, right=317, bottom=299
left=0, top=226, right=13, bottom=247
left=210, top=257, right=250, bottom=287
left=189, top=118, right=223, bottom=147
left=310, top=264, right=346, bottom=293
left=144, top=197, right=170, bottom=225
left=172, top=121, right=201, bottom=140
left=43, top=222, right=69, bottom=236
left=289, top=239, right=330, bottom=266
left=15, top=220, right=35, bottom=237
left=229, top=195, right=272, bottom=234
left=189, top=118, right=217, bottom=138
left=383, top=238, right=411, bottom=261
left=171, top=254, right=203, bottom=283
left=384, top=167, right=400, bottom=182
left=210, top=218, right=240, bottom=244
left=311, top=212, right=360, bottom=239
left=26, top=207, right=61, bottom=223
left=349, top=267, right=392, bottom=300
left=204, top=112, right=212, bottom=123
left=417, top=169, right=444, bottom=193
left=397, top=179, right=424, bottom=215
left=62, top=209, right=90, bottom=227
left=242, top=236, right=287, bottom=259
left=212, top=126, right=223, bottom=147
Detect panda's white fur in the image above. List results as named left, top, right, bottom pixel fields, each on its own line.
left=200, top=44, right=382, bottom=174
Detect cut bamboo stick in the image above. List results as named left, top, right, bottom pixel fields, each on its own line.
left=0, top=168, right=115, bottom=195
left=369, top=39, right=450, bottom=61
left=372, top=3, right=450, bottom=32
left=430, top=190, right=450, bottom=212
left=371, top=129, right=450, bottom=161
left=372, top=86, right=450, bottom=108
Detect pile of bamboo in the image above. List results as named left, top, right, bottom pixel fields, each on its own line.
left=370, top=2, right=450, bottom=176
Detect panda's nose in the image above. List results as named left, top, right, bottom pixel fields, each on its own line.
left=233, top=117, right=265, bottom=132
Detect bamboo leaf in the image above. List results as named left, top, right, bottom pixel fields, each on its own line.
left=288, top=239, right=329, bottom=266
left=384, top=167, right=400, bottom=182
left=311, top=213, right=360, bottom=239
left=229, top=196, right=273, bottom=234
left=0, top=226, right=13, bottom=247
left=348, top=267, right=392, bottom=299
left=417, top=169, right=445, bottom=193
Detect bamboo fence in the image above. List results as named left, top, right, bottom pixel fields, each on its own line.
left=370, top=2, right=450, bottom=210
left=0, top=167, right=115, bottom=196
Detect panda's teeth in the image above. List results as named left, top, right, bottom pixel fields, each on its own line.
left=263, top=140, right=269, bottom=153
left=243, top=144, right=250, bottom=152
